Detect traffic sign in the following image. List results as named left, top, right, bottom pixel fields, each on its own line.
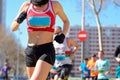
left=78, top=30, right=88, bottom=42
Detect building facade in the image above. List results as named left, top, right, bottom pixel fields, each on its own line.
left=69, top=26, right=120, bottom=78
left=0, top=0, right=6, bottom=26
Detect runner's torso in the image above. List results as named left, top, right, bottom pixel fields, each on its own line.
left=26, top=0, right=56, bottom=45
left=53, top=38, right=73, bottom=67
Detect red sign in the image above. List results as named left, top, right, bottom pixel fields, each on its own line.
left=78, top=30, right=88, bottom=42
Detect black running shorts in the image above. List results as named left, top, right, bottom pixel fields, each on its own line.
left=24, top=42, right=55, bottom=67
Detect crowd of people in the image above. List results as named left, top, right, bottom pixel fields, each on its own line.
left=79, top=51, right=111, bottom=80
left=77, top=46, right=120, bottom=80
left=79, top=51, right=112, bottom=80
left=79, top=51, right=115, bottom=80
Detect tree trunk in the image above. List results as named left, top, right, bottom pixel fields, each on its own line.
left=95, top=13, right=103, bottom=51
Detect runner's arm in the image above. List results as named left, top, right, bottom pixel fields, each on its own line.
left=11, top=1, right=30, bottom=31
left=53, top=1, right=69, bottom=35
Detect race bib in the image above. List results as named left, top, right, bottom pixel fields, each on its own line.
left=55, top=55, right=65, bottom=61
left=28, top=16, right=50, bottom=27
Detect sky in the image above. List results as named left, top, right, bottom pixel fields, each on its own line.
left=6, top=0, right=120, bottom=48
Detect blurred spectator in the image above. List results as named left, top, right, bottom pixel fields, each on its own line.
left=0, top=62, right=11, bottom=80
left=95, top=51, right=111, bottom=80
left=114, top=45, right=120, bottom=79
left=53, top=26, right=78, bottom=80
left=79, top=58, right=90, bottom=80
left=87, top=54, right=98, bottom=80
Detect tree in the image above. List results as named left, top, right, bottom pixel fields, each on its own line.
left=0, top=25, right=27, bottom=76
left=113, top=0, right=120, bottom=7
left=85, top=0, right=111, bottom=51
left=75, top=0, right=111, bottom=51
